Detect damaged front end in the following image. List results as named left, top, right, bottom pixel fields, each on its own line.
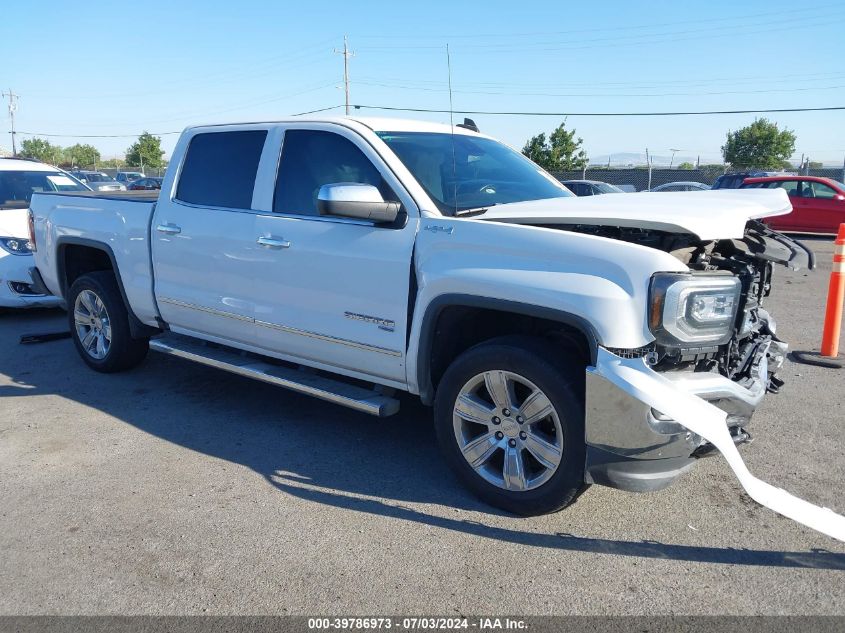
left=581, top=221, right=845, bottom=540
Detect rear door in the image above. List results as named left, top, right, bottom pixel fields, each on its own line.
left=151, top=127, right=268, bottom=346
left=248, top=124, right=419, bottom=385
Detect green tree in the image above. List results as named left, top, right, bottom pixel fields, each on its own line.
left=19, top=138, right=63, bottom=164
left=677, top=161, right=695, bottom=170
left=808, top=161, right=823, bottom=169
left=522, top=121, right=588, bottom=172
left=64, top=143, right=101, bottom=169
left=522, top=133, right=550, bottom=168
left=126, top=132, right=165, bottom=170
left=721, top=118, right=796, bottom=169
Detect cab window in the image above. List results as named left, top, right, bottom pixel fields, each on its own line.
left=176, top=130, right=268, bottom=209
left=273, top=129, right=393, bottom=216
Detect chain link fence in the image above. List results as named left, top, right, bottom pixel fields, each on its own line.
left=550, top=167, right=845, bottom=191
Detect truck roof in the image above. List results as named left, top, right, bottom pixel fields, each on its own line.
left=184, top=116, right=484, bottom=137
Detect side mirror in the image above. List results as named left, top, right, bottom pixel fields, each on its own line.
left=317, top=183, right=400, bottom=223
left=836, top=194, right=845, bottom=202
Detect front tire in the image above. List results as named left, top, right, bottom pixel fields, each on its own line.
left=434, top=336, right=586, bottom=516
left=67, top=271, right=149, bottom=373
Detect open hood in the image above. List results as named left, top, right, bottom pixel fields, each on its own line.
left=478, top=189, right=792, bottom=241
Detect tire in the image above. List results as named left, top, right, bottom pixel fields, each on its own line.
left=67, top=271, right=149, bottom=373
left=433, top=335, right=586, bottom=516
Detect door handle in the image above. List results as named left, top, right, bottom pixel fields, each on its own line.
left=156, top=223, right=181, bottom=235
left=256, top=236, right=291, bottom=249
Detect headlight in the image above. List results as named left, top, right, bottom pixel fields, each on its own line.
left=0, top=237, right=33, bottom=255
left=649, top=273, right=741, bottom=347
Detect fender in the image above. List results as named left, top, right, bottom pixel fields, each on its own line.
left=56, top=236, right=160, bottom=339
left=413, top=293, right=601, bottom=404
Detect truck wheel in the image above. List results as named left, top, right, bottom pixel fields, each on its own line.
left=433, top=335, right=586, bottom=516
left=67, top=271, right=149, bottom=373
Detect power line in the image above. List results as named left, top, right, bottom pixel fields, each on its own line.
left=355, top=70, right=845, bottom=90
left=13, top=104, right=346, bottom=137
left=357, top=15, right=845, bottom=55
left=353, top=79, right=845, bottom=99
left=15, top=130, right=182, bottom=138
left=354, top=2, right=843, bottom=40
left=351, top=104, right=845, bottom=116
left=291, top=105, right=344, bottom=116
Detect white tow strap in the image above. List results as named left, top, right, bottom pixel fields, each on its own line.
left=590, top=348, right=845, bottom=542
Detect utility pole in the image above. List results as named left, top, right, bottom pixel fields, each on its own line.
left=2, top=89, right=19, bottom=156
left=334, top=36, right=354, bottom=115
left=669, top=148, right=682, bottom=170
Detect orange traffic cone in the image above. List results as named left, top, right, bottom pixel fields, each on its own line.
left=820, top=223, right=845, bottom=358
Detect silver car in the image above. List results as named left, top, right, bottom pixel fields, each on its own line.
left=72, top=171, right=126, bottom=192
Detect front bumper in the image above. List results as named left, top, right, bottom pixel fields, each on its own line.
left=585, top=347, right=845, bottom=542
left=0, top=252, right=62, bottom=308
left=584, top=345, right=776, bottom=492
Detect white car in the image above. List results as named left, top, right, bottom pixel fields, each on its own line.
left=28, top=117, right=845, bottom=540
left=0, top=158, right=88, bottom=307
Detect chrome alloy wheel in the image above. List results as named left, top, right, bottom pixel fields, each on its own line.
left=452, top=370, right=564, bottom=491
left=73, top=289, right=112, bottom=360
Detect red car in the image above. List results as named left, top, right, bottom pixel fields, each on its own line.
left=740, top=175, right=845, bottom=234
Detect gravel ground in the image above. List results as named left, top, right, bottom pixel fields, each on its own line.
left=1, top=237, right=843, bottom=615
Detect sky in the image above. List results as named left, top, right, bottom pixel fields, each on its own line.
left=4, top=0, right=845, bottom=166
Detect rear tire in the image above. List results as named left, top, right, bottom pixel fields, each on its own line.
left=67, top=271, right=149, bottom=373
left=433, top=335, right=587, bottom=516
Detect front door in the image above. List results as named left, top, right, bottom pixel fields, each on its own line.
left=798, top=180, right=845, bottom=233
left=249, top=126, right=418, bottom=384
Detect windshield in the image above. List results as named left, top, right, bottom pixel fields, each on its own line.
left=0, top=171, right=88, bottom=209
left=594, top=182, right=623, bottom=194
left=376, top=131, right=572, bottom=214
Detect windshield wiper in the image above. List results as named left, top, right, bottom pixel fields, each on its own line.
left=454, top=203, right=497, bottom=217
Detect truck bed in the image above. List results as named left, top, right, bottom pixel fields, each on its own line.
left=30, top=190, right=160, bottom=326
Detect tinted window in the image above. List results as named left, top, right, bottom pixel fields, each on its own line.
left=274, top=130, right=389, bottom=216
left=177, top=130, right=267, bottom=209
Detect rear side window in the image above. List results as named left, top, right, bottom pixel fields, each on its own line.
left=176, top=130, right=267, bottom=209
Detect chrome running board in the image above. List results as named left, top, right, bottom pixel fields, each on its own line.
left=149, top=334, right=400, bottom=417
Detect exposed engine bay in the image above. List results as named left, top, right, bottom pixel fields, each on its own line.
left=552, top=220, right=814, bottom=413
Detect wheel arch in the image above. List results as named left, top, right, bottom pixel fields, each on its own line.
left=414, top=294, right=600, bottom=405
left=57, top=237, right=159, bottom=339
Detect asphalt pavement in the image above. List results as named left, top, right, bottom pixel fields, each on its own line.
left=1, top=237, right=843, bottom=615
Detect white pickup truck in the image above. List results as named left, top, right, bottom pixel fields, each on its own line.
left=27, top=117, right=845, bottom=539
